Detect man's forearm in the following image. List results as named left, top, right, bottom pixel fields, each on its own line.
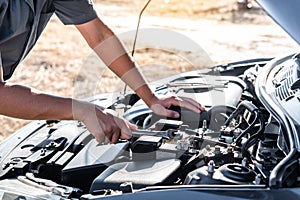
left=0, top=82, right=74, bottom=120
left=76, top=18, right=158, bottom=107
left=106, top=54, right=159, bottom=107
left=0, top=81, right=133, bottom=143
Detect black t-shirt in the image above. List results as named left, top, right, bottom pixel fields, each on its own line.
left=0, top=0, right=98, bottom=80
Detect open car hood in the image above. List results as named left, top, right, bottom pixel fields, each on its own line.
left=256, top=0, right=300, bottom=45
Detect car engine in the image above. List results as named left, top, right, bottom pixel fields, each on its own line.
left=0, top=54, right=299, bottom=199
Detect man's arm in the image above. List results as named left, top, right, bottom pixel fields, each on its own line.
left=0, top=67, right=70, bottom=120
left=0, top=67, right=132, bottom=143
left=75, top=17, right=204, bottom=117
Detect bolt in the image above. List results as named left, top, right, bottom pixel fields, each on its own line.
left=208, top=160, right=215, bottom=173
left=214, top=145, right=221, bottom=155
left=255, top=174, right=262, bottom=185
left=202, top=120, right=207, bottom=131
left=242, top=157, right=248, bottom=167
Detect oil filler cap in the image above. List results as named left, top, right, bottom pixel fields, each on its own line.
left=219, top=164, right=256, bottom=182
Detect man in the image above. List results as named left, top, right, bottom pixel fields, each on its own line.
left=0, top=0, right=203, bottom=144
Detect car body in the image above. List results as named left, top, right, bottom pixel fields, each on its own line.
left=0, top=0, right=300, bottom=199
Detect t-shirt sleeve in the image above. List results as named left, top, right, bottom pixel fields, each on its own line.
left=53, top=0, right=98, bottom=25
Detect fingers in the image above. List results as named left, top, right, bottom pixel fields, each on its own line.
left=151, top=103, right=178, bottom=118
left=171, top=96, right=206, bottom=113
left=165, top=109, right=181, bottom=118
left=93, top=122, right=118, bottom=144
left=82, top=107, right=133, bottom=144
left=180, top=96, right=206, bottom=111
left=103, top=116, right=132, bottom=144
left=94, top=119, right=129, bottom=144
left=111, top=130, right=121, bottom=144
left=113, top=116, right=133, bottom=142
left=175, top=97, right=204, bottom=114
left=172, top=98, right=200, bottom=114
left=150, top=95, right=205, bottom=118
left=127, top=122, right=138, bottom=131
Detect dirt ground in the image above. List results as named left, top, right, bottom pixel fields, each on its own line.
left=0, top=0, right=299, bottom=142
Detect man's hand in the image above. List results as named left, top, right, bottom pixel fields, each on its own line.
left=73, top=101, right=136, bottom=144
left=149, top=96, right=205, bottom=118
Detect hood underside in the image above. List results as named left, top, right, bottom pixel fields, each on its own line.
left=256, top=0, right=300, bottom=45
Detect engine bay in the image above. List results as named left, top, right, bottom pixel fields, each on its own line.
left=0, top=55, right=300, bottom=199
